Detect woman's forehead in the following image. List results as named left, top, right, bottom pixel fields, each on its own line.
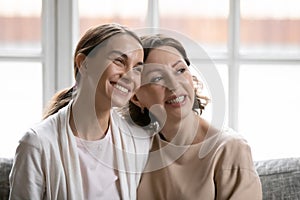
left=106, top=34, right=142, bottom=53
left=146, top=46, right=183, bottom=64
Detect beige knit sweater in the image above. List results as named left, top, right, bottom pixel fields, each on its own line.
left=137, top=129, right=262, bottom=200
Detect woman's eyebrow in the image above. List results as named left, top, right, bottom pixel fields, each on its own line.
left=171, top=60, right=184, bottom=68
left=143, top=60, right=183, bottom=76
left=109, top=50, right=143, bottom=66
left=143, top=68, right=164, bottom=77
left=108, top=50, right=128, bottom=59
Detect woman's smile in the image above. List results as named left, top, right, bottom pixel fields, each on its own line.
left=111, top=82, right=131, bottom=95
left=165, top=95, right=187, bottom=107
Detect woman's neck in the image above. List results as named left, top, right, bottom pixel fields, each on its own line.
left=160, top=112, right=206, bottom=145
left=70, top=94, right=111, bottom=141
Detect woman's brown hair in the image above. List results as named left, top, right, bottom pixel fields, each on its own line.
left=43, top=23, right=142, bottom=119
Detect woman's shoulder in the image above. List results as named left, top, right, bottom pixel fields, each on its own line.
left=20, top=105, right=70, bottom=148
left=212, top=128, right=255, bottom=167
left=198, top=126, right=248, bottom=157
left=19, top=120, right=58, bottom=150
left=217, top=128, right=248, bottom=146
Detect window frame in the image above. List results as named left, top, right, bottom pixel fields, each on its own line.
left=42, top=0, right=79, bottom=106
left=2, top=0, right=299, bottom=133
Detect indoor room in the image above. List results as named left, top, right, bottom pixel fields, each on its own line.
left=0, top=0, right=299, bottom=199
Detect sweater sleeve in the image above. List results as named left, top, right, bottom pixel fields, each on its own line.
left=9, top=130, right=45, bottom=200
left=214, top=137, right=262, bottom=200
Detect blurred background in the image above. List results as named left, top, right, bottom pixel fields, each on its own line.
left=0, top=0, right=299, bottom=161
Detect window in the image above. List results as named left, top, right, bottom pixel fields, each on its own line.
left=159, top=0, right=228, bottom=54
left=238, top=0, right=300, bottom=160
left=0, top=0, right=43, bottom=158
left=239, top=64, right=300, bottom=160
left=0, top=0, right=76, bottom=158
left=77, top=0, right=300, bottom=161
left=240, top=0, right=300, bottom=56
left=78, top=0, right=148, bottom=37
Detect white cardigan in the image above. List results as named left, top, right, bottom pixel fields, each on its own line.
left=9, top=103, right=150, bottom=200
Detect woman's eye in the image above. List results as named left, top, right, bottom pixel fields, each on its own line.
left=177, top=67, right=186, bottom=74
left=133, top=65, right=142, bottom=73
left=114, top=58, right=125, bottom=67
left=150, top=76, right=163, bottom=83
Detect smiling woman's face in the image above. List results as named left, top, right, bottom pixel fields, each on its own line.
left=84, top=33, right=144, bottom=108
left=134, top=46, right=194, bottom=122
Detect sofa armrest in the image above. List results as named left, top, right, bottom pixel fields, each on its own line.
left=0, top=158, right=13, bottom=200
left=255, top=157, right=300, bottom=200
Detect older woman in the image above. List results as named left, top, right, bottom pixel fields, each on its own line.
left=130, top=34, right=262, bottom=200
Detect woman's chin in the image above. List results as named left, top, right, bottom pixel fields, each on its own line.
left=110, top=89, right=133, bottom=107
left=110, top=97, right=130, bottom=108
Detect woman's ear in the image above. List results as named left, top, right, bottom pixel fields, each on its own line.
left=130, top=94, right=143, bottom=108
left=75, top=53, right=87, bottom=74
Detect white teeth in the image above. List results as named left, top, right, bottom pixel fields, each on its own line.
left=166, top=96, right=185, bottom=104
left=114, top=84, right=129, bottom=94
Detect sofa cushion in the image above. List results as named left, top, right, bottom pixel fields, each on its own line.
left=255, top=157, right=300, bottom=200
left=1, top=157, right=300, bottom=199
left=0, top=158, right=13, bottom=200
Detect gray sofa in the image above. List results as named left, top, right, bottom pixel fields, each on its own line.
left=255, top=157, right=300, bottom=199
left=1, top=157, right=300, bottom=199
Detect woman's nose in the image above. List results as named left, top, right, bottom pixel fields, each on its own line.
left=120, top=67, right=142, bottom=86
left=165, top=73, right=180, bottom=91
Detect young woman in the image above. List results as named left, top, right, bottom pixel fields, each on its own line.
left=129, top=34, right=262, bottom=199
left=9, top=23, right=150, bottom=200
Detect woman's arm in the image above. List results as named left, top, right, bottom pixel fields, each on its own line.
left=214, top=137, right=262, bottom=200
left=9, top=131, right=45, bottom=200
